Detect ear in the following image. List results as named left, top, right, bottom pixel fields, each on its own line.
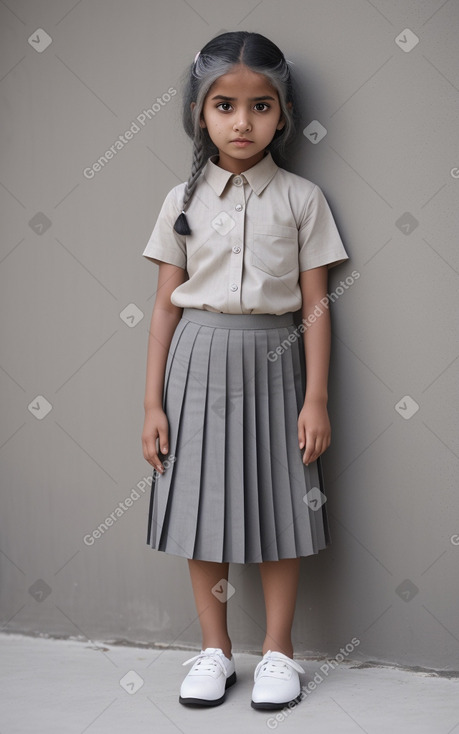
left=191, top=101, right=206, bottom=129
left=277, top=101, right=292, bottom=131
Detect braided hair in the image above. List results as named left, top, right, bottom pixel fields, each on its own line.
left=173, top=31, right=299, bottom=235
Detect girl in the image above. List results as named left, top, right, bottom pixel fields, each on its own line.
left=141, top=31, right=348, bottom=711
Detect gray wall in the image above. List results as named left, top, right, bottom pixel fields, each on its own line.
left=1, top=0, right=458, bottom=672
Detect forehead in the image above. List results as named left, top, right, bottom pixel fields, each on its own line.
left=208, top=65, right=278, bottom=99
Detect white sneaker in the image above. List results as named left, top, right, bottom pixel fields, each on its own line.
left=179, top=647, right=237, bottom=706
left=251, top=649, right=305, bottom=710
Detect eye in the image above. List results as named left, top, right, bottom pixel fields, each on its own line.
left=254, top=103, right=270, bottom=111
left=216, top=102, right=233, bottom=112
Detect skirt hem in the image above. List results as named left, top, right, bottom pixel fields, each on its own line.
left=145, top=542, right=330, bottom=564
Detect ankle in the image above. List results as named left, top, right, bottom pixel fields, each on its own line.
left=203, top=638, right=232, bottom=660
left=262, top=641, right=293, bottom=659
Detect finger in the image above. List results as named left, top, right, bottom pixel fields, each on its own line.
left=147, top=448, right=163, bottom=472
left=308, top=445, right=321, bottom=464
left=306, top=434, right=330, bottom=463
left=303, top=433, right=318, bottom=465
left=151, top=449, right=165, bottom=473
left=144, top=434, right=165, bottom=474
left=298, top=419, right=306, bottom=450
left=158, top=425, right=169, bottom=456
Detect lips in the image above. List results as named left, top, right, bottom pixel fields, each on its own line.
left=232, top=139, right=252, bottom=143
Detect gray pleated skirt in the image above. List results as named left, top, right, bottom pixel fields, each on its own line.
left=146, top=307, right=330, bottom=564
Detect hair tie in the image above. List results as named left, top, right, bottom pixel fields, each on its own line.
left=174, top=210, right=191, bottom=235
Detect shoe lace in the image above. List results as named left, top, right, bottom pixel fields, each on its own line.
left=254, top=650, right=305, bottom=681
left=182, top=649, right=228, bottom=677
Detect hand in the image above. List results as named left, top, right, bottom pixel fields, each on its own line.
left=142, top=407, right=169, bottom=474
left=297, top=398, right=331, bottom=465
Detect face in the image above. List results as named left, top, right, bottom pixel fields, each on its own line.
left=192, top=64, right=290, bottom=173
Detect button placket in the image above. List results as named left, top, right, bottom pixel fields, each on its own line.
left=227, top=179, right=246, bottom=311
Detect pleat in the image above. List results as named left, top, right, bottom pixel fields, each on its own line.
left=317, top=454, right=331, bottom=545
left=192, top=327, right=229, bottom=561
left=258, top=327, right=293, bottom=560
left=147, top=318, right=193, bottom=551
left=278, top=327, right=315, bottom=554
left=293, top=335, right=329, bottom=552
left=291, top=320, right=306, bottom=409
left=160, top=322, right=213, bottom=557
left=163, top=316, right=191, bottom=398
left=271, top=326, right=304, bottom=559
left=151, top=322, right=196, bottom=553
left=241, top=330, right=262, bottom=563
left=250, top=329, right=278, bottom=560
left=222, top=328, right=246, bottom=562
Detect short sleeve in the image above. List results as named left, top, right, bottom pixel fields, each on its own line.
left=142, top=186, right=187, bottom=269
left=298, top=185, right=349, bottom=271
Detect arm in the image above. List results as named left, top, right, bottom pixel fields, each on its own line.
left=297, top=265, right=331, bottom=465
left=142, top=262, right=187, bottom=473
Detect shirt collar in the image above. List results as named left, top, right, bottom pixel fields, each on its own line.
left=202, top=150, right=278, bottom=197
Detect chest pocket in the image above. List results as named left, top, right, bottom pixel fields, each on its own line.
left=250, top=224, right=299, bottom=277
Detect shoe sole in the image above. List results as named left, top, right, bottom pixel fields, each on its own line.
left=251, top=691, right=302, bottom=710
left=179, top=671, right=237, bottom=707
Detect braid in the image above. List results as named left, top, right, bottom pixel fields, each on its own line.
left=173, top=137, right=206, bottom=235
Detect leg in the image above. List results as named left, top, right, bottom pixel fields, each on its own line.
left=187, top=559, right=232, bottom=659
left=258, top=558, right=301, bottom=658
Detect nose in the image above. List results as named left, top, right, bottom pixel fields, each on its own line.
left=233, top=113, right=251, bottom=132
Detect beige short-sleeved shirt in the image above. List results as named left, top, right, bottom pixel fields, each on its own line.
left=142, top=151, right=349, bottom=315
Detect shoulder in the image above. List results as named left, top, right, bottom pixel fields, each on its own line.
left=162, top=181, right=187, bottom=205
left=274, top=165, right=318, bottom=196
left=155, top=181, right=187, bottom=219
left=273, top=166, right=328, bottom=221
left=273, top=168, right=323, bottom=212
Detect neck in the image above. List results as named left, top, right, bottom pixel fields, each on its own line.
left=215, top=150, right=267, bottom=174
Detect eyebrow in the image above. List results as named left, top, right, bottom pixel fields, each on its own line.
left=210, top=95, right=277, bottom=102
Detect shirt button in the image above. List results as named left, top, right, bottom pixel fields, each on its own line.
left=233, top=176, right=243, bottom=186
left=232, top=246, right=241, bottom=254
left=235, top=203, right=243, bottom=211
left=230, top=283, right=238, bottom=291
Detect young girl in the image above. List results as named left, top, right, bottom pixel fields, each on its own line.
left=141, top=31, right=348, bottom=711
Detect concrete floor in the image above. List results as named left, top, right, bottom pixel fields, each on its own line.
left=0, top=633, right=458, bottom=733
